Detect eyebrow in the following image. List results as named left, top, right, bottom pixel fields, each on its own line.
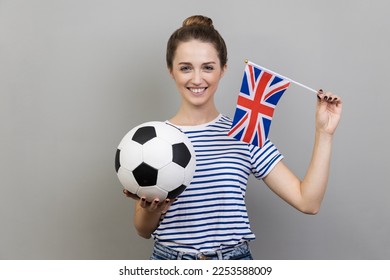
left=178, top=61, right=217, bottom=65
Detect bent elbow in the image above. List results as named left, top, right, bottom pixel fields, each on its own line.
left=301, top=207, right=320, bottom=215
left=304, top=208, right=320, bottom=215
left=136, top=230, right=152, bottom=239
left=299, top=204, right=321, bottom=215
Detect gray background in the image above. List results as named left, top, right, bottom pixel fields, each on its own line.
left=1, top=0, right=389, bottom=259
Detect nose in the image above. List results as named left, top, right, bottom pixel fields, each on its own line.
left=191, top=70, right=203, bottom=85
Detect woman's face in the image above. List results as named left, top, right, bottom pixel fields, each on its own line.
left=169, top=39, right=226, bottom=109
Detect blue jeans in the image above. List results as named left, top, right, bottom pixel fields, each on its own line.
left=150, top=241, right=253, bottom=260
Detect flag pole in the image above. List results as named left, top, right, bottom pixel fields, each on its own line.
left=245, top=59, right=318, bottom=94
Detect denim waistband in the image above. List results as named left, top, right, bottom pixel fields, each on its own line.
left=151, top=241, right=252, bottom=260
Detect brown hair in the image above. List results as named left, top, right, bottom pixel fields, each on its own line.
left=166, top=15, right=228, bottom=70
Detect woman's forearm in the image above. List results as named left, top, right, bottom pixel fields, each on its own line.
left=133, top=202, right=162, bottom=239
left=300, top=131, right=334, bottom=214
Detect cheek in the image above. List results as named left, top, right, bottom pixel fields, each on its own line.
left=210, top=75, right=222, bottom=86
left=171, top=74, right=185, bottom=86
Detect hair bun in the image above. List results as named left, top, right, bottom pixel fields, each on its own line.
left=182, top=15, right=214, bottom=28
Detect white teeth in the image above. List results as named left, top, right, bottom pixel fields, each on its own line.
left=189, top=88, right=206, bottom=93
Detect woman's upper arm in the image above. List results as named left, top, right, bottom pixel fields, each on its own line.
left=262, top=160, right=304, bottom=211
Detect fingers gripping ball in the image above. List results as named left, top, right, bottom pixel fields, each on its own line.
left=115, top=122, right=196, bottom=202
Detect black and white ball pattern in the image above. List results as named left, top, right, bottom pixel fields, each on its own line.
left=115, top=121, right=196, bottom=202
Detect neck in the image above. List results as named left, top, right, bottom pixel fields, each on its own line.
left=170, top=102, right=219, bottom=126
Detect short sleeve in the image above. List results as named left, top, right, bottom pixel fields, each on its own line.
left=249, top=139, right=283, bottom=179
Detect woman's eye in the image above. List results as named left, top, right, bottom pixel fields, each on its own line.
left=180, top=66, right=192, bottom=72
left=203, top=65, right=214, bottom=71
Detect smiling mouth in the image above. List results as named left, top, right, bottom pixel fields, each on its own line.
left=188, top=87, right=207, bottom=95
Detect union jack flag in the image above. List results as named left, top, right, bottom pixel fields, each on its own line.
left=228, top=62, right=290, bottom=147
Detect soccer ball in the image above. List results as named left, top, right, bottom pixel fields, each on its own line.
left=115, top=121, right=196, bottom=202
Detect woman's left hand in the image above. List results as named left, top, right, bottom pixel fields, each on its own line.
left=316, top=90, right=343, bottom=135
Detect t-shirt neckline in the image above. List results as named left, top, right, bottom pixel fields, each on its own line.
left=166, top=114, right=222, bottom=130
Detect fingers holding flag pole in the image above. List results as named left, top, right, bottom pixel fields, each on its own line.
left=245, top=59, right=318, bottom=94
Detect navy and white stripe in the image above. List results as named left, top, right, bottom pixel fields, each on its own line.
left=152, top=114, right=283, bottom=253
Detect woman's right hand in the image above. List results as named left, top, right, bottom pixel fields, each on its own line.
left=122, top=189, right=175, bottom=214
left=123, top=189, right=176, bottom=238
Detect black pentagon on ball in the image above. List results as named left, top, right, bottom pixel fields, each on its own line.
left=172, top=142, right=192, bottom=168
left=167, top=184, right=187, bottom=199
left=115, top=149, right=121, bottom=172
left=132, top=126, right=156, bottom=145
left=133, top=162, right=158, bottom=186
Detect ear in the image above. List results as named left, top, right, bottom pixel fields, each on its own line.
left=220, top=64, right=227, bottom=78
left=168, top=67, right=174, bottom=79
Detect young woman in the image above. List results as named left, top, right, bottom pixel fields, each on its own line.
left=123, top=15, right=343, bottom=260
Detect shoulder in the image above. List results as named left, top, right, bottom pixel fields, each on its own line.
left=214, top=114, right=233, bottom=128
left=220, top=114, right=232, bottom=123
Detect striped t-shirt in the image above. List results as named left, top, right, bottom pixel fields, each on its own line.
left=152, top=114, right=283, bottom=253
